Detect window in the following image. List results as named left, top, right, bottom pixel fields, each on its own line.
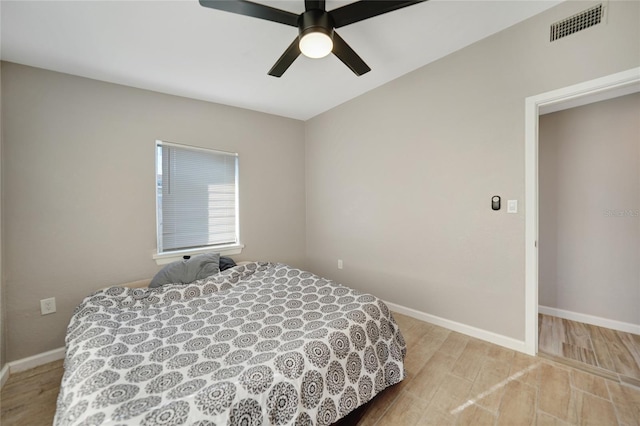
left=155, top=140, right=240, bottom=261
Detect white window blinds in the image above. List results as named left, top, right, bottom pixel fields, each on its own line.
left=156, top=141, right=239, bottom=253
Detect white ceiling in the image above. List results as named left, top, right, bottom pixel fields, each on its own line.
left=1, top=0, right=561, bottom=120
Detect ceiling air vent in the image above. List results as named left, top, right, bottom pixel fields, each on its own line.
left=550, top=4, right=604, bottom=42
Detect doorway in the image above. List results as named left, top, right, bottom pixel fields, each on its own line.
left=523, top=67, right=640, bottom=358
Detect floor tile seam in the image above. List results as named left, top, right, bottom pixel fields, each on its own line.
left=415, top=387, right=454, bottom=424
left=533, top=375, right=541, bottom=421
left=539, top=350, right=623, bottom=382
left=366, top=403, right=389, bottom=426
left=423, top=371, right=477, bottom=417
left=424, top=390, right=468, bottom=422
left=539, top=374, right=592, bottom=425
left=416, top=349, right=438, bottom=374
left=492, top=371, right=539, bottom=424
left=473, top=389, right=509, bottom=413
left=536, top=398, right=579, bottom=426
left=609, top=357, right=639, bottom=382
left=472, top=398, right=501, bottom=417
left=403, top=382, right=440, bottom=408
left=568, top=383, right=613, bottom=403
left=513, top=375, right=540, bottom=425
left=604, top=378, right=640, bottom=403
left=406, top=335, right=431, bottom=352
left=568, top=370, right=621, bottom=397
left=621, top=352, right=640, bottom=376
left=405, top=348, right=445, bottom=380
left=448, top=368, right=481, bottom=384
left=573, top=385, right=620, bottom=425
left=592, top=346, right=613, bottom=371
left=577, top=390, right=626, bottom=426
left=534, top=408, right=579, bottom=426
left=507, top=366, right=542, bottom=388
left=368, top=387, right=410, bottom=426
left=539, top=359, right=579, bottom=378
left=605, top=380, right=627, bottom=426
left=410, top=351, right=462, bottom=382
left=490, top=411, right=500, bottom=426
left=475, top=367, right=513, bottom=385
left=447, top=374, right=475, bottom=401
left=441, top=345, right=472, bottom=367
left=619, top=337, right=640, bottom=356
left=397, top=324, right=419, bottom=341
left=585, top=333, right=598, bottom=360
left=451, top=402, right=495, bottom=426
left=618, top=370, right=640, bottom=383
left=617, top=376, right=640, bottom=391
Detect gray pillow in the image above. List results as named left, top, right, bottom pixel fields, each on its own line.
left=149, top=252, right=220, bottom=288
left=219, top=256, right=237, bottom=271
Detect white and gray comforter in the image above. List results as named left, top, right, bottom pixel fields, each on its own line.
left=54, top=262, right=407, bottom=426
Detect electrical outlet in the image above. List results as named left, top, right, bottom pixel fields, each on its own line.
left=338, top=259, right=343, bottom=270
left=40, top=297, right=56, bottom=315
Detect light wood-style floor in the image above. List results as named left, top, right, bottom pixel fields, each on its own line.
left=1, top=359, right=64, bottom=425
left=538, top=313, right=640, bottom=388
left=2, top=312, right=640, bottom=425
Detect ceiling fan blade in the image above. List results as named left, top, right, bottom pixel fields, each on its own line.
left=268, top=38, right=301, bottom=77
left=332, top=31, right=371, bottom=76
left=305, top=0, right=326, bottom=11
left=330, top=0, right=426, bottom=28
left=199, top=0, right=299, bottom=27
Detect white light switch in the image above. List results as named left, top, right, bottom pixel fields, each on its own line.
left=338, top=259, right=343, bottom=270
left=507, top=200, right=518, bottom=213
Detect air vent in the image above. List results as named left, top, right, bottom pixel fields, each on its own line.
left=550, top=4, right=604, bottom=42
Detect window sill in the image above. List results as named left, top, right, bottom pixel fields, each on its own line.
left=153, top=243, right=245, bottom=265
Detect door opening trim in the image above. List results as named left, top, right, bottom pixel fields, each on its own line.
left=523, top=67, right=640, bottom=355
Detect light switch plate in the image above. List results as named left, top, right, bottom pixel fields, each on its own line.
left=507, top=200, right=518, bottom=213
left=40, top=297, right=56, bottom=315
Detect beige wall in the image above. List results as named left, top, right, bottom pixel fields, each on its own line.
left=539, top=93, right=640, bottom=325
left=305, top=1, right=640, bottom=340
left=2, top=63, right=306, bottom=361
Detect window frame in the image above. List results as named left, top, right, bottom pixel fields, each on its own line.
left=153, top=140, right=243, bottom=265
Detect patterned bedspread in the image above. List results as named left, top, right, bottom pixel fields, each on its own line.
left=54, top=262, right=407, bottom=425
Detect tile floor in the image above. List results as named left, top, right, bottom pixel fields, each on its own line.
left=538, top=313, right=640, bottom=388
left=355, top=313, right=640, bottom=425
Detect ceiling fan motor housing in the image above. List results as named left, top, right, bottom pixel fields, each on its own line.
left=298, top=9, right=334, bottom=41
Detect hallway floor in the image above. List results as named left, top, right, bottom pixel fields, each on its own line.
left=538, top=313, right=640, bottom=388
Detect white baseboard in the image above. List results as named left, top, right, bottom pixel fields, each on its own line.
left=385, top=301, right=532, bottom=355
left=539, top=306, right=640, bottom=335
left=0, top=363, right=9, bottom=388
left=6, top=347, right=66, bottom=376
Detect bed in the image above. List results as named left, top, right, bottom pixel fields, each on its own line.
left=53, top=262, right=407, bottom=425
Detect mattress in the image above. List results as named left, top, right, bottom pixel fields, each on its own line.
left=54, top=262, right=407, bottom=425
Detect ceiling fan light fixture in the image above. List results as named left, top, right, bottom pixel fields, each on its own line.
left=299, top=31, right=333, bottom=58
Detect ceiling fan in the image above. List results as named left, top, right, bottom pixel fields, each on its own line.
left=199, top=0, right=427, bottom=77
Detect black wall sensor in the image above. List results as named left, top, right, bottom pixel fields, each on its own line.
left=492, top=196, right=501, bottom=211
